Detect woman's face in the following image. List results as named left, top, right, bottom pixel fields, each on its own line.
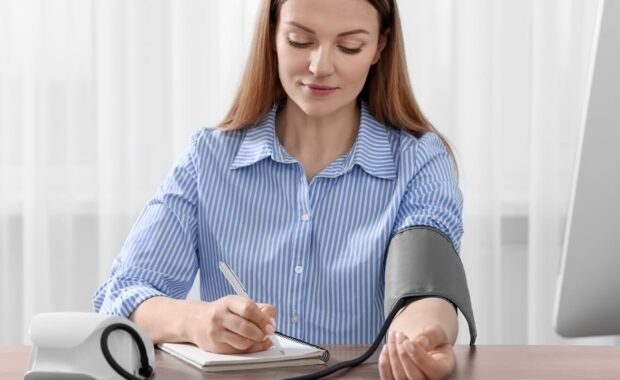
left=274, top=0, right=386, bottom=118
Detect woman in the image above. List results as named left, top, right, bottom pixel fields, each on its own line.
left=94, top=0, right=465, bottom=378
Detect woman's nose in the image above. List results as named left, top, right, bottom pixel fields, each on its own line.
left=309, top=45, right=335, bottom=77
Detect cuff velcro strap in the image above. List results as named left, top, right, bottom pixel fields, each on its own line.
left=384, top=226, right=477, bottom=345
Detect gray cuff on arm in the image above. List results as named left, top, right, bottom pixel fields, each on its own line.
left=384, top=226, right=477, bottom=345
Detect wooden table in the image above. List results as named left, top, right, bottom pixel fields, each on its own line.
left=3, top=344, right=620, bottom=379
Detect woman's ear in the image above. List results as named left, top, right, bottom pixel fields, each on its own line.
left=372, top=30, right=390, bottom=65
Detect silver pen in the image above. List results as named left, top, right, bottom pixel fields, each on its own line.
left=218, top=261, right=285, bottom=355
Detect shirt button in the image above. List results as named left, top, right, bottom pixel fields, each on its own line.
left=292, top=313, right=299, bottom=323
left=301, top=213, right=310, bottom=222
left=295, top=265, right=303, bottom=274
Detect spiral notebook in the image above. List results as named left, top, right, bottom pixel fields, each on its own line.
left=157, top=332, right=330, bottom=372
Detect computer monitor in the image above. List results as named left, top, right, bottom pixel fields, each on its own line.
left=553, top=0, right=620, bottom=338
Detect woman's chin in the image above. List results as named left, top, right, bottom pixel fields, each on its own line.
left=289, top=96, right=351, bottom=119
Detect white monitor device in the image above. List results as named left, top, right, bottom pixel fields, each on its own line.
left=553, top=0, right=620, bottom=338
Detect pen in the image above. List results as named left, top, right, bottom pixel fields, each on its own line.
left=218, top=261, right=285, bottom=355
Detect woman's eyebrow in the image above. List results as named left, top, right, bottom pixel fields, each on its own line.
left=285, top=21, right=370, bottom=37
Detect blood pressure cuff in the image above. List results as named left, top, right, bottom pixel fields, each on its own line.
left=384, top=226, right=477, bottom=345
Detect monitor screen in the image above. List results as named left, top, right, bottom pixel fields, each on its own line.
left=553, top=0, right=620, bottom=338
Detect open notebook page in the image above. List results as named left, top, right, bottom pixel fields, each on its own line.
left=157, top=333, right=327, bottom=370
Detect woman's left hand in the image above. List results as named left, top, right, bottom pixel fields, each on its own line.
left=378, top=324, right=456, bottom=380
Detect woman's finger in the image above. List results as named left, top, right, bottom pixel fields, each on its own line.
left=205, top=340, right=241, bottom=355
left=387, top=331, right=407, bottom=379
left=242, top=338, right=273, bottom=354
left=257, top=303, right=277, bottom=321
left=221, top=312, right=269, bottom=343
left=416, top=324, right=449, bottom=350
left=408, top=340, right=454, bottom=380
left=396, top=336, right=426, bottom=380
left=219, top=329, right=257, bottom=351
left=378, top=345, right=394, bottom=380
left=227, top=296, right=275, bottom=336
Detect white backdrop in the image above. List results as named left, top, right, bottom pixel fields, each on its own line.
left=0, top=0, right=616, bottom=346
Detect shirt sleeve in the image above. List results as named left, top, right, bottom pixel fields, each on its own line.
left=92, top=131, right=202, bottom=317
left=391, top=132, right=464, bottom=253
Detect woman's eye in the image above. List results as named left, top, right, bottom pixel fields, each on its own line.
left=287, top=39, right=312, bottom=48
left=339, top=46, right=362, bottom=55
left=287, top=38, right=362, bottom=55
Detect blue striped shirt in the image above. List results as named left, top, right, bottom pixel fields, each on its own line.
left=93, top=101, right=463, bottom=344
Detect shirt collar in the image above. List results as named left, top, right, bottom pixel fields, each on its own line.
left=342, top=101, right=397, bottom=180
left=230, top=105, right=294, bottom=170
left=230, top=101, right=397, bottom=180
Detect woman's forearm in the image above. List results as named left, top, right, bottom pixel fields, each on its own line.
left=129, top=296, right=198, bottom=344
left=388, top=297, right=459, bottom=344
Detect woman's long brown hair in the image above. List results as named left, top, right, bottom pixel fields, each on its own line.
left=217, top=0, right=458, bottom=174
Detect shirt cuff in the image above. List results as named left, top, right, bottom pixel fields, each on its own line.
left=94, top=282, right=166, bottom=318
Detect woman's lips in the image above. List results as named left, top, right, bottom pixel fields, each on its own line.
left=303, top=83, right=338, bottom=96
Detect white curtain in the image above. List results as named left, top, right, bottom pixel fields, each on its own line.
left=1, top=0, right=615, bottom=346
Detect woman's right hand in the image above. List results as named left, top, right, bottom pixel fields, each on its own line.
left=184, top=295, right=278, bottom=354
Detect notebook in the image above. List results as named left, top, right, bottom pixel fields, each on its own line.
left=157, top=332, right=330, bottom=372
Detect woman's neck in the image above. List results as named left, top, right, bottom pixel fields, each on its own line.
left=275, top=100, right=360, bottom=168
